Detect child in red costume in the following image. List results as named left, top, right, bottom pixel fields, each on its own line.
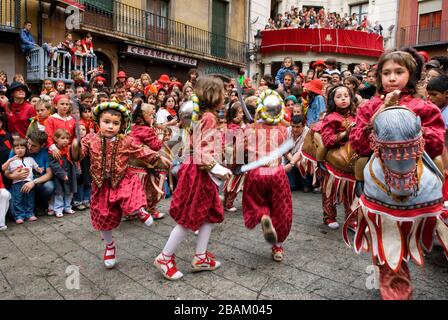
left=71, top=102, right=171, bottom=269
left=320, top=85, right=357, bottom=230
left=129, top=102, right=166, bottom=220
left=154, top=77, right=232, bottom=280
left=350, top=51, right=445, bottom=159
left=347, top=48, right=447, bottom=300
left=242, top=90, right=292, bottom=262
left=223, top=102, right=247, bottom=212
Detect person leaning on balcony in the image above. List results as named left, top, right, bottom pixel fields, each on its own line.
left=81, top=33, right=95, bottom=56
left=4, top=82, right=36, bottom=138
left=19, top=21, right=39, bottom=60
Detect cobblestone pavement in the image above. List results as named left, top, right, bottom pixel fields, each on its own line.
left=0, top=191, right=447, bottom=300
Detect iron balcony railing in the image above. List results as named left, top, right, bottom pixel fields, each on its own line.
left=79, top=0, right=247, bottom=64
left=0, top=0, right=22, bottom=31
left=27, top=47, right=97, bottom=83
left=399, top=21, right=448, bottom=47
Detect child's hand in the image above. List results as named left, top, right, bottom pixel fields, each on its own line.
left=346, top=122, right=356, bottom=133
left=35, top=167, right=44, bottom=174
left=64, top=176, right=69, bottom=181
left=155, top=156, right=172, bottom=169
left=52, top=149, right=62, bottom=160
left=383, top=90, right=401, bottom=107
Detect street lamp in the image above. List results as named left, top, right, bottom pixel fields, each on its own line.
left=248, top=29, right=262, bottom=61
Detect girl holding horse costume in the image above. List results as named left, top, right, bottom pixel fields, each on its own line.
left=321, top=85, right=358, bottom=230
left=71, top=102, right=171, bottom=269
left=347, top=48, right=448, bottom=300
left=350, top=48, right=445, bottom=159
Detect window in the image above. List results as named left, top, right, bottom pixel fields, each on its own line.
left=159, top=0, right=169, bottom=18
left=211, top=0, right=228, bottom=58
left=418, top=10, right=442, bottom=43
left=84, top=0, right=113, bottom=13
left=349, top=2, right=368, bottom=25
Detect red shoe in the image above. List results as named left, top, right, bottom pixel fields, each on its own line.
left=152, top=211, right=165, bottom=220
left=191, top=251, right=221, bottom=272
left=104, top=242, right=116, bottom=269
left=379, top=263, right=413, bottom=300
left=272, top=245, right=284, bottom=262
left=154, top=253, right=183, bottom=280
left=137, top=208, right=153, bottom=227
left=325, top=218, right=339, bottom=229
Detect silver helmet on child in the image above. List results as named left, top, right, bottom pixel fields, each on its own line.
left=255, top=90, right=285, bottom=125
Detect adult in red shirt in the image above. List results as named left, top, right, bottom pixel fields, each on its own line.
left=5, top=82, right=36, bottom=138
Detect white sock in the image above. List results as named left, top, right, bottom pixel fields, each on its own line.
left=195, top=223, right=213, bottom=256
left=100, top=230, right=113, bottom=246
left=162, top=224, right=188, bottom=256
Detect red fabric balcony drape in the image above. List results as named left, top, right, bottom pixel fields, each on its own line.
left=261, top=29, right=384, bottom=58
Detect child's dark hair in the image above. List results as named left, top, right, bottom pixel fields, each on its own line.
left=81, top=91, right=93, bottom=101
left=226, top=102, right=242, bottom=123
left=432, top=56, right=448, bottom=73
left=290, top=86, right=303, bottom=101
left=79, top=103, right=91, bottom=114
left=53, top=128, right=70, bottom=140
left=326, top=85, right=356, bottom=116
left=27, top=130, right=48, bottom=146
left=427, top=75, right=448, bottom=93
left=376, top=47, right=423, bottom=95
left=114, top=82, right=125, bottom=90
left=13, top=137, right=28, bottom=149
left=132, top=100, right=145, bottom=124
left=291, top=114, right=306, bottom=125
left=344, top=76, right=360, bottom=92
left=194, top=76, right=224, bottom=111
left=261, top=74, right=275, bottom=89
left=97, top=92, right=109, bottom=100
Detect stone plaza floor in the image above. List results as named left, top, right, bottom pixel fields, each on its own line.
left=0, top=191, right=447, bottom=300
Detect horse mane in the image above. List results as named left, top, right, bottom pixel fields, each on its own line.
left=374, top=108, right=421, bottom=142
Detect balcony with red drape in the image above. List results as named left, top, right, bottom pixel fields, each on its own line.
left=260, top=29, right=384, bottom=58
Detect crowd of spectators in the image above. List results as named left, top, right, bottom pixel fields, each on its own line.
left=264, top=6, right=383, bottom=35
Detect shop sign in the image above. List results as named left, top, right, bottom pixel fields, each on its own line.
left=202, top=65, right=237, bottom=79
left=127, top=45, right=198, bottom=66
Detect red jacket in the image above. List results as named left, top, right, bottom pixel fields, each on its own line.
left=350, top=94, right=445, bottom=158
left=321, top=112, right=356, bottom=149
left=6, top=101, right=36, bottom=138
left=45, top=114, right=76, bottom=151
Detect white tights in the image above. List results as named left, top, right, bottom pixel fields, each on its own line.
left=100, top=230, right=113, bottom=245
left=163, top=223, right=213, bottom=256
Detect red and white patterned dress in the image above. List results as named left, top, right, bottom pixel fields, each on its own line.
left=81, top=133, right=160, bottom=231
left=321, top=111, right=357, bottom=223
left=169, top=112, right=225, bottom=231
